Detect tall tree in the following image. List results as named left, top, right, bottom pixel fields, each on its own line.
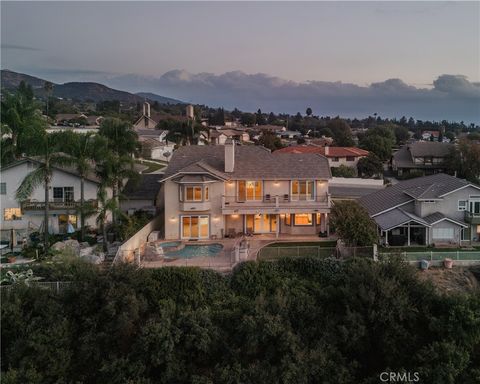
left=15, top=133, right=71, bottom=256
left=357, top=153, right=384, bottom=178
left=327, top=118, right=355, bottom=146
left=306, top=107, right=312, bottom=117
left=331, top=200, right=379, bottom=246
left=44, top=81, right=54, bottom=117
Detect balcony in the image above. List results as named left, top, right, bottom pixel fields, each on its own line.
left=180, top=201, right=212, bottom=212
left=464, top=211, right=480, bottom=225
left=21, top=199, right=98, bottom=211
left=222, top=193, right=331, bottom=214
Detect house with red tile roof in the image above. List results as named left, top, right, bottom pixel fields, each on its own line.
left=274, top=145, right=369, bottom=168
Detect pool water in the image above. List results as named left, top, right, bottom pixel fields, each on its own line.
left=158, top=242, right=181, bottom=248
left=164, top=243, right=223, bottom=259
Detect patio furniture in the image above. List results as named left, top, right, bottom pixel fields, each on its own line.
left=264, top=194, right=271, bottom=202
left=283, top=194, right=289, bottom=201
left=227, top=228, right=236, bottom=238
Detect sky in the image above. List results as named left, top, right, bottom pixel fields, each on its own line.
left=1, top=1, right=480, bottom=122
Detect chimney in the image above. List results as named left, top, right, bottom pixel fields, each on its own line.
left=324, top=145, right=329, bottom=156
left=224, top=139, right=235, bottom=173
left=186, top=104, right=194, bottom=120
left=143, top=102, right=151, bottom=118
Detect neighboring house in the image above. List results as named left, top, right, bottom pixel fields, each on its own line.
left=138, top=137, right=175, bottom=162
left=329, top=177, right=384, bottom=201
left=0, top=157, right=111, bottom=237
left=121, top=174, right=162, bottom=216
left=392, top=141, right=452, bottom=176
left=55, top=114, right=102, bottom=127
left=277, top=130, right=302, bottom=139
left=201, top=128, right=250, bottom=145
left=275, top=145, right=369, bottom=168
left=160, top=140, right=332, bottom=240
left=359, top=173, right=480, bottom=246
left=421, top=130, right=440, bottom=141
left=133, top=102, right=188, bottom=130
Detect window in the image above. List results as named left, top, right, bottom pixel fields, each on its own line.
left=458, top=200, right=467, bottom=211
left=316, top=213, right=322, bottom=225
left=181, top=215, right=209, bottom=239
left=185, top=186, right=202, bottom=201
left=285, top=214, right=291, bottom=226
left=237, top=181, right=262, bottom=201
left=205, top=186, right=209, bottom=201
left=53, top=187, right=64, bottom=201
left=332, top=157, right=339, bottom=162
left=291, top=180, right=314, bottom=201
left=293, top=213, right=313, bottom=226
left=0, top=182, right=6, bottom=195
left=53, top=187, right=74, bottom=202
left=4, top=208, right=22, bottom=221
left=346, top=156, right=355, bottom=162
left=432, top=228, right=454, bottom=239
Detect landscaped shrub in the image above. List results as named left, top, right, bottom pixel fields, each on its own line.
left=2, top=257, right=480, bottom=383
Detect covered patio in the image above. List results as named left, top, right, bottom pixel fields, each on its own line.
left=374, top=209, right=430, bottom=246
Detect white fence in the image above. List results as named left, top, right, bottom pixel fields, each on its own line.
left=113, top=216, right=162, bottom=264
left=0, top=281, right=72, bottom=294
left=379, top=250, right=480, bottom=265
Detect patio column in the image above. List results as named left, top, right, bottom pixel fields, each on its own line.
left=326, top=213, right=330, bottom=236
left=385, top=230, right=389, bottom=246
left=407, top=222, right=411, bottom=246
left=276, top=214, right=279, bottom=238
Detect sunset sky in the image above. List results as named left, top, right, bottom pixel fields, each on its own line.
left=2, top=1, right=479, bottom=122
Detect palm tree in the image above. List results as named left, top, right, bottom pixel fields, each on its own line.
left=1, top=82, right=45, bottom=158
left=60, top=131, right=105, bottom=241
left=96, top=186, right=118, bottom=252
left=15, top=134, right=71, bottom=256
left=97, top=118, right=139, bottom=225
left=44, top=81, right=54, bottom=117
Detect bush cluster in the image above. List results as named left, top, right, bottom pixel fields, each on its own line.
left=2, top=258, right=480, bottom=383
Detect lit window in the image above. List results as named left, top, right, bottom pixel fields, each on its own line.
left=4, top=208, right=22, bottom=221
left=458, top=200, right=467, bottom=211
left=285, top=214, right=291, bottom=226
left=185, top=186, right=202, bottom=201
left=291, top=180, right=314, bottom=201
left=205, top=186, right=209, bottom=201
left=238, top=181, right=262, bottom=201
left=293, top=213, right=313, bottom=226
left=0, top=183, right=6, bottom=195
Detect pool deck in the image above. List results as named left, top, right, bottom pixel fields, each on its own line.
left=141, top=235, right=337, bottom=271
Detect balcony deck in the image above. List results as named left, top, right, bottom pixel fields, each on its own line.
left=21, top=200, right=98, bottom=211
left=222, top=194, right=330, bottom=214
left=464, top=211, right=480, bottom=225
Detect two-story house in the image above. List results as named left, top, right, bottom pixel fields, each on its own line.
left=0, top=157, right=110, bottom=238
left=392, top=141, right=452, bottom=176
left=160, top=140, right=332, bottom=240
left=275, top=145, right=369, bottom=169
left=359, top=173, right=480, bottom=246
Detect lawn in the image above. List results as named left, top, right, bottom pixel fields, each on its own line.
left=135, top=160, right=166, bottom=173
left=265, top=240, right=337, bottom=248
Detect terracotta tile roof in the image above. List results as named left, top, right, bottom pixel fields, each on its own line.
left=275, top=145, right=369, bottom=158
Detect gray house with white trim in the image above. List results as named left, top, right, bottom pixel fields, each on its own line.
left=359, top=173, right=480, bottom=246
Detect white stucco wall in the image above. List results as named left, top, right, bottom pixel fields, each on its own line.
left=1, top=160, right=110, bottom=234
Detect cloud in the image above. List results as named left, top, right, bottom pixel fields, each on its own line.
left=1, top=44, right=41, bottom=51
left=104, top=70, right=480, bottom=123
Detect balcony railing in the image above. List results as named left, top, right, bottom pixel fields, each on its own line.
left=222, top=193, right=330, bottom=210
left=21, top=200, right=98, bottom=211
left=464, top=211, right=480, bottom=224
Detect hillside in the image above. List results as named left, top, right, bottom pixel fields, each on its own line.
left=0, top=69, right=182, bottom=104
left=136, top=92, right=184, bottom=105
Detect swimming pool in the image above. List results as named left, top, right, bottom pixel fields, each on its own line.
left=164, top=243, right=223, bottom=259
left=158, top=242, right=181, bottom=248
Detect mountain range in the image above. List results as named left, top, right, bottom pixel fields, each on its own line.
left=0, top=69, right=184, bottom=104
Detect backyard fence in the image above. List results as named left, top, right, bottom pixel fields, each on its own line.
left=258, top=246, right=337, bottom=260
left=0, top=281, right=72, bottom=295
left=379, top=250, right=480, bottom=263
left=257, top=245, right=375, bottom=261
